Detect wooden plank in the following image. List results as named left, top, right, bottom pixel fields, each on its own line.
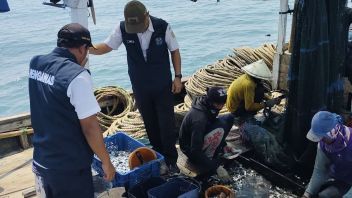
left=0, top=128, right=33, bottom=140
left=0, top=113, right=31, bottom=133
left=1, top=187, right=36, bottom=198
left=22, top=187, right=36, bottom=198
left=0, top=148, right=35, bottom=198
left=19, top=134, right=31, bottom=149
left=272, top=0, right=289, bottom=90
left=0, top=148, right=33, bottom=177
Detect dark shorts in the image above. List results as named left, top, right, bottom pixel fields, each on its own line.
left=33, top=163, right=94, bottom=198
left=316, top=179, right=351, bottom=198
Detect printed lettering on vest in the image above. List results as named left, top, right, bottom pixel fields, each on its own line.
left=29, top=69, right=55, bottom=86
left=127, top=40, right=135, bottom=44
left=155, top=37, right=163, bottom=46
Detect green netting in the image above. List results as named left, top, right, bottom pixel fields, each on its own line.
left=284, top=0, right=350, bottom=173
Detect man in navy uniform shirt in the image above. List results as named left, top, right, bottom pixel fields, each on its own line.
left=90, top=0, right=182, bottom=173
left=29, top=23, right=115, bottom=198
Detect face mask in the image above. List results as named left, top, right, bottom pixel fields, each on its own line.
left=322, top=124, right=349, bottom=153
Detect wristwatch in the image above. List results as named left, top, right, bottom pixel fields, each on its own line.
left=175, top=74, right=182, bottom=79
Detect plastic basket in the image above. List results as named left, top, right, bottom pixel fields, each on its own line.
left=147, top=177, right=199, bottom=198
left=91, top=132, right=164, bottom=188
left=205, top=185, right=235, bottom=198
left=128, top=177, right=166, bottom=198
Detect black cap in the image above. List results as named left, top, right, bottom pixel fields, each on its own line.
left=57, top=23, right=95, bottom=48
left=124, top=0, right=148, bottom=33
left=206, top=87, right=227, bottom=104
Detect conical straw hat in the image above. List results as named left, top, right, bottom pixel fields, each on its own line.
left=241, top=59, right=272, bottom=80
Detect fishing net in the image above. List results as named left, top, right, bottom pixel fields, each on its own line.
left=284, top=0, right=350, bottom=174
left=241, top=118, right=294, bottom=172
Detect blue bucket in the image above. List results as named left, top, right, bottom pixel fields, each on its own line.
left=147, top=177, right=199, bottom=198
left=0, top=0, right=10, bottom=12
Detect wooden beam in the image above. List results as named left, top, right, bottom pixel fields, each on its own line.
left=0, top=128, right=33, bottom=140
left=272, top=0, right=289, bottom=89
left=0, top=149, right=34, bottom=197
left=289, top=0, right=299, bottom=53
left=22, top=187, right=36, bottom=198
left=19, top=133, right=31, bottom=149
left=0, top=113, right=31, bottom=133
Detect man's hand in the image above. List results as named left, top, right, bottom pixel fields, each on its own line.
left=80, top=115, right=116, bottom=182
left=172, top=77, right=182, bottom=93
left=89, top=43, right=112, bottom=55
left=102, top=160, right=116, bottom=182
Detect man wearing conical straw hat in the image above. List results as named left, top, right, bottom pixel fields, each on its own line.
left=226, top=59, right=280, bottom=120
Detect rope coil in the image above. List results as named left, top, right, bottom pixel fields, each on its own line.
left=177, top=43, right=276, bottom=115
left=95, top=44, right=277, bottom=138
left=94, top=86, right=133, bottom=131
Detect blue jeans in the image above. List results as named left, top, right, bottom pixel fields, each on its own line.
left=306, top=147, right=351, bottom=197
left=316, top=180, right=351, bottom=198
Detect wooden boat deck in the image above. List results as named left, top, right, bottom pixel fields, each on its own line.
left=0, top=148, right=35, bottom=198
left=0, top=125, right=248, bottom=197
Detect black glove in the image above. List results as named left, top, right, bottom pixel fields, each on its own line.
left=265, top=98, right=279, bottom=108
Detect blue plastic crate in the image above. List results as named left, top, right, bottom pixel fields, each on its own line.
left=128, top=177, right=166, bottom=198
left=91, top=132, right=164, bottom=188
left=147, top=178, right=199, bottom=198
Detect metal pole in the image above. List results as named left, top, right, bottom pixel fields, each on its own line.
left=67, top=0, right=89, bottom=27
left=272, top=0, right=288, bottom=89
left=65, top=0, right=90, bottom=68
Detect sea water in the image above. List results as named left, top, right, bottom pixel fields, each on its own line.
left=0, top=0, right=296, bottom=116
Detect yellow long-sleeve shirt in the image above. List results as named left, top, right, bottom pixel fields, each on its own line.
left=226, top=74, right=264, bottom=113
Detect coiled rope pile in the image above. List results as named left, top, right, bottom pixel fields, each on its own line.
left=95, top=87, right=147, bottom=138
left=104, top=111, right=147, bottom=138
left=175, top=43, right=276, bottom=115
left=95, top=44, right=277, bottom=138
left=94, top=86, right=133, bottom=131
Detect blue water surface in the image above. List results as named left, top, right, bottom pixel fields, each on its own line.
left=0, top=0, right=294, bottom=117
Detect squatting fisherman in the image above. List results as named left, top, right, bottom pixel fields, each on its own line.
left=90, top=0, right=181, bottom=174
left=29, top=23, right=115, bottom=198
left=179, top=87, right=238, bottom=183
left=303, top=111, right=352, bottom=198
left=226, top=59, right=280, bottom=120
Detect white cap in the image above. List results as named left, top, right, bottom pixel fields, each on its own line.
left=306, top=129, right=323, bottom=142
left=242, top=59, right=272, bottom=80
